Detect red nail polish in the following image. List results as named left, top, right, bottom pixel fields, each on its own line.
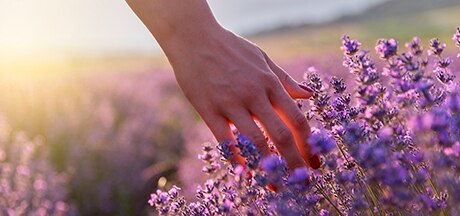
left=267, top=183, right=278, bottom=192
left=304, top=177, right=311, bottom=187
left=298, top=84, right=314, bottom=93
left=246, top=170, right=253, bottom=179
left=308, top=155, right=321, bottom=169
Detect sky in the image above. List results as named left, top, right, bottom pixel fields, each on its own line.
left=0, top=0, right=387, bottom=57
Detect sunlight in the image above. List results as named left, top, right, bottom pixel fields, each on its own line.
left=0, top=0, right=155, bottom=58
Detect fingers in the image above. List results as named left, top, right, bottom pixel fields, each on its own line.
left=260, top=49, right=320, bottom=168
left=250, top=98, right=308, bottom=170
left=269, top=85, right=321, bottom=169
left=226, top=110, right=272, bottom=158
left=200, top=113, right=245, bottom=165
left=261, top=50, right=314, bottom=99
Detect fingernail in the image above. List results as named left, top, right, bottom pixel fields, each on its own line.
left=298, top=84, right=314, bottom=93
left=246, top=170, right=253, bottom=179
left=305, top=177, right=311, bottom=186
left=267, top=183, right=278, bottom=192
left=308, top=155, right=321, bottom=169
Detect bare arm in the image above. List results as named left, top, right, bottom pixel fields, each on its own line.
left=125, top=0, right=320, bottom=170
left=125, top=0, right=221, bottom=57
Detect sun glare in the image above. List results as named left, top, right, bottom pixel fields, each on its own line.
left=0, top=0, right=158, bottom=75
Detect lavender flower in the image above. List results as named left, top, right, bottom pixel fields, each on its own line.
left=309, top=129, right=336, bottom=155
left=236, top=134, right=261, bottom=170
left=341, top=35, right=361, bottom=56
left=375, top=38, right=398, bottom=59
left=217, top=140, right=234, bottom=161
left=0, top=129, right=71, bottom=215
left=406, top=37, right=423, bottom=56
left=150, top=29, right=460, bottom=216
left=453, top=26, right=460, bottom=48
left=330, top=76, right=347, bottom=94
left=428, top=38, right=446, bottom=56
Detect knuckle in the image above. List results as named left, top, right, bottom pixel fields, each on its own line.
left=216, top=97, right=240, bottom=115
left=217, top=93, right=237, bottom=105
left=243, top=87, right=261, bottom=101
left=239, top=85, right=266, bottom=106
left=292, top=113, right=308, bottom=129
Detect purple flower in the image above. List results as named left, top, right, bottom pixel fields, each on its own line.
left=149, top=28, right=460, bottom=216
left=260, top=154, right=287, bottom=186
left=377, top=127, right=393, bottom=141
left=447, top=92, right=460, bottom=113
left=434, top=67, right=455, bottom=84
left=351, top=142, right=388, bottom=168
left=308, top=129, right=336, bottom=155
left=383, top=57, right=405, bottom=77
left=378, top=165, right=410, bottom=187
left=414, top=169, right=428, bottom=184
left=341, top=35, right=361, bottom=56
left=437, top=57, right=453, bottom=68
left=335, top=169, right=357, bottom=184
left=343, top=122, right=366, bottom=146
left=330, top=76, right=347, bottom=94
left=168, top=185, right=181, bottom=199
left=428, top=38, right=446, bottom=56
left=287, top=167, right=310, bottom=185
left=324, top=153, right=339, bottom=170
left=405, top=37, right=423, bottom=56
left=453, top=26, right=460, bottom=47
left=217, top=140, right=234, bottom=161
left=236, top=134, right=261, bottom=169
left=319, top=209, right=330, bottom=216
left=260, top=154, right=285, bottom=173
left=375, top=38, right=398, bottom=59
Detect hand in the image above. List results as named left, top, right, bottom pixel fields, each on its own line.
left=125, top=0, right=320, bottom=170
left=166, top=28, right=320, bottom=170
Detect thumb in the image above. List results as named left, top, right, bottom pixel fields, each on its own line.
left=261, top=51, right=313, bottom=99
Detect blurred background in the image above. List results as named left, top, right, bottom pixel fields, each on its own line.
left=0, top=0, right=459, bottom=214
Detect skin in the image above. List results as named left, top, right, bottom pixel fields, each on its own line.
left=125, top=0, right=320, bottom=170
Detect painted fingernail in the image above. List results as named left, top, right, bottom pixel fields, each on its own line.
left=308, top=155, right=321, bottom=169
left=267, top=183, right=278, bottom=192
left=298, top=84, right=314, bottom=93
left=246, top=170, right=253, bottom=179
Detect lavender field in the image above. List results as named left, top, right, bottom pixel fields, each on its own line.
left=0, top=70, right=206, bottom=214
left=149, top=29, right=460, bottom=215
left=1, top=31, right=460, bottom=215
left=1, top=1, right=460, bottom=215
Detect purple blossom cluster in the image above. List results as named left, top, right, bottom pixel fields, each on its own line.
left=0, top=71, right=196, bottom=214
left=149, top=27, right=460, bottom=215
left=0, top=119, right=73, bottom=215
left=454, top=26, right=460, bottom=57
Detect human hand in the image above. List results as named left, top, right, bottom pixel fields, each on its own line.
left=165, top=27, right=320, bottom=170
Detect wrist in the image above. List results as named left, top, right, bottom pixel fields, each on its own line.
left=161, top=23, right=230, bottom=61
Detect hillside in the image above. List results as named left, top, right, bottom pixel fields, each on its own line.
left=341, top=0, right=460, bottom=22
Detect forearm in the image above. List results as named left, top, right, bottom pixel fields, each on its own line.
left=125, top=0, right=224, bottom=56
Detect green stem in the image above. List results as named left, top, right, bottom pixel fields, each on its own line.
left=337, top=142, right=381, bottom=215
left=328, top=181, right=347, bottom=206
left=427, top=177, right=448, bottom=216
left=316, top=185, right=345, bottom=216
